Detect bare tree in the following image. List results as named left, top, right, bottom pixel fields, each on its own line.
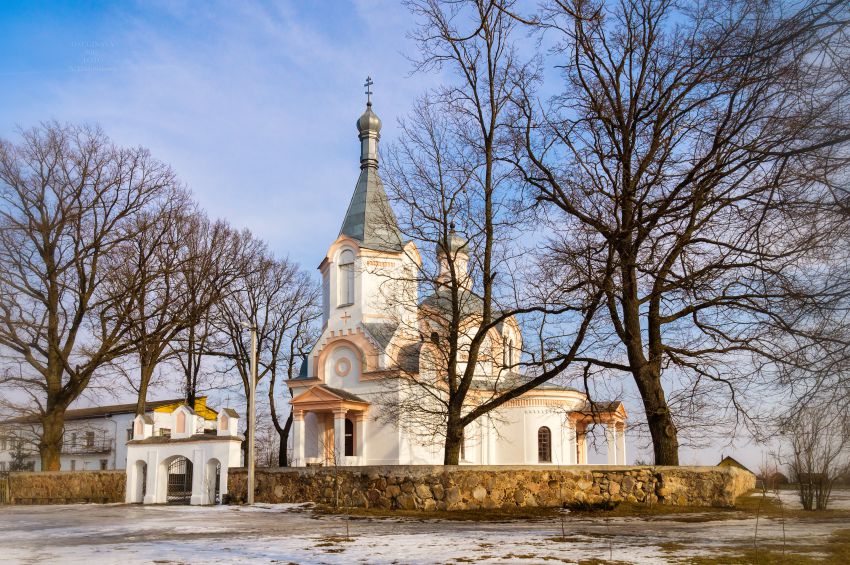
left=515, top=0, right=850, bottom=464
left=379, top=0, right=605, bottom=464
left=0, top=123, right=176, bottom=470
left=214, top=247, right=320, bottom=466
left=169, top=219, right=251, bottom=406
left=783, top=407, right=850, bottom=510
left=107, top=189, right=202, bottom=414
left=268, top=295, right=320, bottom=466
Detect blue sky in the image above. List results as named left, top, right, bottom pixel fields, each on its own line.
left=0, top=0, right=437, bottom=268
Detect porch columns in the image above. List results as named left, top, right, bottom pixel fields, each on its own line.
left=576, top=424, right=588, bottom=464
left=292, top=409, right=305, bottom=467
left=355, top=413, right=366, bottom=465
left=606, top=424, right=618, bottom=465
left=616, top=422, right=627, bottom=465
left=333, top=408, right=347, bottom=464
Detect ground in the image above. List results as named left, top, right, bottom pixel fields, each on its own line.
left=0, top=490, right=848, bottom=564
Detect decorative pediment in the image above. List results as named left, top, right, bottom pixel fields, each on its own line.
left=289, top=384, right=369, bottom=413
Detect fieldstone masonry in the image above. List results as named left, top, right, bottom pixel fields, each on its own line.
left=3, top=470, right=125, bottom=504
left=229, top=465, right=755, bottom=510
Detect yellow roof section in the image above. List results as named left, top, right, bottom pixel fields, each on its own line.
left=153, top=396, right=218, bottom=421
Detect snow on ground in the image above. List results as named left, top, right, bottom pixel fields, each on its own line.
left=0, top=498, right=847, bottom=564
left=748, top=487, right=850, bottom=510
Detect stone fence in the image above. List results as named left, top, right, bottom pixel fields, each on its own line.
left=0, top=470, right=125, bottom=504
left=228, top=465, right=755, bottom=510
left=0, top=465, right=754, bottom=509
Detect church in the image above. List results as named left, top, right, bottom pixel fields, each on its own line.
left=288, top=88, right=627, bottom=467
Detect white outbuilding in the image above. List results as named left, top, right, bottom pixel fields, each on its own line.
left=125, top=405, right=242, bottom=505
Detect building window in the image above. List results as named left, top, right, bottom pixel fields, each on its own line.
left=538, top=427, right=552, bottom=463
left=126, top=429, right=133, bottom=441
left=85, top=431, right=95, bottom=448
left=344, top=418, right=354, bottom=457
left=338, top=250, right=355, bottom=306
left=159, top=428, right=171, bottom=438
left=70, top=460, right=76, bottom=471
left=0, top=436, right=6, bottom=451
left=0, top=462, right=6, bottom=471
left=100, top=459, right=108, bottom=470
left=70, top=432, right=77, bottom=447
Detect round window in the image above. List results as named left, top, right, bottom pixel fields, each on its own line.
left=335, top=358, right=352, bottom=377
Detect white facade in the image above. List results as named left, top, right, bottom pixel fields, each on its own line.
left=288, top=99, right=627, bottom=468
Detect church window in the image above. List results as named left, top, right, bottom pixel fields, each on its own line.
left=538, top=427, right=551, bottom=463
left=339, top=250, right=355, bottom=306
left=344, top=418, right=354, bottom=457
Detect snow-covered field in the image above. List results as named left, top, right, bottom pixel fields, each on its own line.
left=0, top=498, right=846, bottom=564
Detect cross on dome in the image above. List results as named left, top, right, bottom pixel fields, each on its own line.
left=364, top=76, right=374, bottom=106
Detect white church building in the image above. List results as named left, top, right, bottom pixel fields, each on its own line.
left=288, top=92, right=627, bottom=468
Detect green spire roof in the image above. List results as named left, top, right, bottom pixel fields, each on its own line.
left=339, top=101, right=404, bottom=252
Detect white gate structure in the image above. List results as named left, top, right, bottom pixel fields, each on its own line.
left=125, top=406, right=242, bottom=505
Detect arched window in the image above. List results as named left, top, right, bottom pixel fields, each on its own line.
left=338, top=250, right=355, bottom=306
left=344, top=418, right=355, bottom=456
left=538, top=426, right=551, bottom=463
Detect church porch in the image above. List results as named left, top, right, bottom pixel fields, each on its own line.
left=290, top=385, right=369, bottom=467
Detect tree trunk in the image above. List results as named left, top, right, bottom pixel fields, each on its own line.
left=39, top=411, right=65, bottom=471
left=636, top=367, right=679, bottom=465
left=136, top=362, right=156, bottom=416
left=278, top=412, right=293, bottom=467
left=443, top=414, right=464, bottom=465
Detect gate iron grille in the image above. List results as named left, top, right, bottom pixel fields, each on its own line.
left=141, top=463, right=147, bottom=499
left=214, top=462, right=221, bottom=503
left=166, top=457, right=192, bottom=504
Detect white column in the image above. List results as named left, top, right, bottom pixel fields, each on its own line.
left=355, top=414, right=366, bottom=465
left=616, top=423, right=627, bottom=465
left=606, top=425, right=618, bottom=465
left=143, top=450, right=158, bottom=504
left=190, top=448, right=205, bottom=505
left=333, top=409, right=347, bottom=465
left=487, top=415, right=496, bottom=464
left=566, top=423, right=576, bottom=465
left=575, top=424, right=588, bottom=465
left=292, top=410, right=305, bottom=467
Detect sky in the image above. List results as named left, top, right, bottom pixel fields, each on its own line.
left=0, top=1, right=769, bottom=468
left=0, top=0, right=437, bottom=269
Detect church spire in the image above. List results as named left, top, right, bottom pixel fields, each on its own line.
left=339, top=77, right=404, bottom=252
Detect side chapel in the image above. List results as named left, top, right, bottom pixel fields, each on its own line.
left=288, top=84, right=627, bottom=467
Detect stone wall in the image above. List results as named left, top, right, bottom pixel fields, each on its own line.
left=2, top=471, right=125, bottom=504
left=228, top=465, right=755, bottom=510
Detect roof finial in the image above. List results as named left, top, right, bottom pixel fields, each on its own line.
left=364, top=76, right=374, bottom=107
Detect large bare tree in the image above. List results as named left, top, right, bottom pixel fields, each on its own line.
left=380, top=0, right=605, bottom=464
left=0, top=123, right=176, bottom=470
left=515, top=0, right=850, bottom=464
